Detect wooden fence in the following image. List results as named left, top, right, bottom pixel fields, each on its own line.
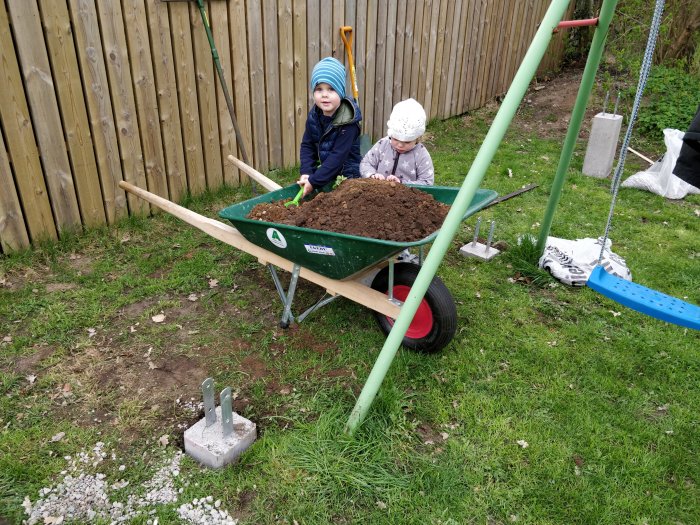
left=0, top=0, right=571, bottom=254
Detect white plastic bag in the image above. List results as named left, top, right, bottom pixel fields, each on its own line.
left=621, top=128, right=700, bottom=199
left=539, top=236, right=632, bottom=287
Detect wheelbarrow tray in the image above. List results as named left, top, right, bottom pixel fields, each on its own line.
left=219, top=184, right=497, bottom=280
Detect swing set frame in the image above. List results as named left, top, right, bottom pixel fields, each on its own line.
left=534, top=0, right=699, bottom=331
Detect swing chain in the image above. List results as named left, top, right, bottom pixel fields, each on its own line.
left=597, top=0, right=665, bottom=264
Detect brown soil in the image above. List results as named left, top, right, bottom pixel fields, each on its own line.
left=247, top=178, right=450, bottom=242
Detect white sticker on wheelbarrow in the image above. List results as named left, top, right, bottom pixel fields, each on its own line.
left=304, top=244, right=336, bottom=256
left=266, top=228, right=287, bottom=248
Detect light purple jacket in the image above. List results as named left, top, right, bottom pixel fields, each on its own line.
left=359, top=138, right=434, bottom=185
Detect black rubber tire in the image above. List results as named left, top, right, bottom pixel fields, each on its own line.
left=370, top=263, right=457, bottom=353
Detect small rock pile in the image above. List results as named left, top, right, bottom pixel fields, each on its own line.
left=22, top=441, right=238, bottom=525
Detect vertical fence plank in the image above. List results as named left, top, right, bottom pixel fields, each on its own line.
left=332, top=0, right=344, bottom=60
left=149, top=0, right=188, bottom=198
left=430, top=0, right=449, bottom=119
left=400, top=0, right=415, bottom=101
left=409, top=0, right=424, bottom=101
left=262, top=0, right=282, bottom=168
left=97, top=0, right=149, bottom=214
left=451, top=0, right=468, bottom=116
left=169, top=2, right=206, bottom=194
left=533, top=1, right=550, bottom=74
left=354, top=0, right=367, bottom=125
left=0, top=130, right=30, bottom=252
left=392, top=0, right=406, bottom=104
left=8, top=0, right=82, bottom=233
left=123, top=0, right=170, bottom=202
left=461, top=0, right=481, bottom=113
left=70, top=0, right=127, bottom=224
left=343, top=0, right=356, bottom=100
left=306, top=0, right=320, bottom=74
left=209, top=0, right=240, bottom=187
left=472, top=0, right=493, bottom=107
left=293, top=0, right=308, bottom=160
left=319, top=1, right=332, bottom=58
left=485, top=1, right=507, bottom=99
left=229, top=0, right=253, bottom=176
left=372, top=1, right=387, bottom=139
left=423, top=0, right=440, bottom=118
left=382, top=0, right=397, bottom=133
left=475, top=0, right=494, bottom=108
left=190, top=2, right=223, bottom=189
left=416, top=1, right=432, bottom=108
left=42, top=2, right=106, bottom=228
left=511, top=0, right=535, bottom=84
left=247, top=0, right=268, bottom=172
left=499, top=1, right=524, bottom=94
left=499, top=1, right=516, bottom=94
left=437, top=0, right=457, bottom=119
left=0, top=1, right=56, bottom=242
left=443, top=0, right=461, bottom=118
left=363, top=0, right=377, bottom=141
left=279, top=0, right=296, bottom=167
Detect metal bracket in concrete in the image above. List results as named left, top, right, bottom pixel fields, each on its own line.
left=184, top=378, right=257, bottom=469
left=582, top=91, right=623, bottom=179
left=459, top=217, right=500, bottom=261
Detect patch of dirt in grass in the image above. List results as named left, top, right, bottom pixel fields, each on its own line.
left=66, top=252, right=94, bottom=274
left=516, top=67, right=597, bottom=139
left=12, top=344, right=57, bottom=374
left=239, top=353, right=269, bottom=380
left=247, top=178, right=450, bottom=242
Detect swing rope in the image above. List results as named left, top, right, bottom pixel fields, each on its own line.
left=596, top=0, right=664, bottom=264
left=587, top=0, right=700, bottom=330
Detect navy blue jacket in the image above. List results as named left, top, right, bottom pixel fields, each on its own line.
left=300, top=98, right=362, bottom=189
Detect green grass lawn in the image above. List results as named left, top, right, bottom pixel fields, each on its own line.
left=1, top=101, right=698, bottom=524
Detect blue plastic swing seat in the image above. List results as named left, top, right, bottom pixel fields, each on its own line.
left=587, top=265, right=700, bottom=330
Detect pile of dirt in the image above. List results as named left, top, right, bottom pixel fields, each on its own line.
left=247, top=178, right=449, bottom=242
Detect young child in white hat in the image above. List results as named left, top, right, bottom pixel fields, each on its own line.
left=361, top=99, right=434, bottom=264
left=360, top=98, right=434, bottom=185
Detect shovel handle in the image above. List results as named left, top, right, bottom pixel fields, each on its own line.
left=285, top=187, right=304, bottom=207
left=340, top=26, right=359, bottom=101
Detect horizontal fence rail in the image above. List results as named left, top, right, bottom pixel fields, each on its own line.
left=0, top=0, right=570, bottom=253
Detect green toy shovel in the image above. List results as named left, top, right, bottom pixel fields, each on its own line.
left=285, top=187, right=304, bottom=207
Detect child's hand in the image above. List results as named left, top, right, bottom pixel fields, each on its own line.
left=369, top=173, right=385, bottom=180
left=386, top=175, right=400, bottom=183
left=297, top=174, right=314, bottom=196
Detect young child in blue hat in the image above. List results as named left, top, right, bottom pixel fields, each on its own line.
left=297, top=57, right=363, bottom=197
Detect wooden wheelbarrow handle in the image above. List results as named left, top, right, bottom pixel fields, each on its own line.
left=340, top=26, right=359, bottom=101
left=227, top=155, right=281, bottom=192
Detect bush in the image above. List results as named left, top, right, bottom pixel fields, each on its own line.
left=632, top=64, right=700, bottom=137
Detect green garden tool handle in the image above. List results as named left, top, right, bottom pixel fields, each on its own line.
left=285, top=187, right=304, bottom=207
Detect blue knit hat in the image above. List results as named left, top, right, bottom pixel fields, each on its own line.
left=310, top=57, right=346, bottom=99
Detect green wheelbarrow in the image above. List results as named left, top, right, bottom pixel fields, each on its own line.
left=218, top=179, right=497, bottom=352
left=120, top=164, right=497, bottom=353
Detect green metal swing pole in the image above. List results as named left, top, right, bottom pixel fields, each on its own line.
left=345, top=0, right=571, bottom=435
left=194, top=0, right=252, bottom=169
left=536, top=0, right=619, bottom=254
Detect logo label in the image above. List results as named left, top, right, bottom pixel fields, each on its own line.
left=304, top=244, right=335, bottom=256
left=266, top=228, right=287, bottom=248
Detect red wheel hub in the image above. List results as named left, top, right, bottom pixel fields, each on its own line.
left=385, top=285, right=434, bottom=338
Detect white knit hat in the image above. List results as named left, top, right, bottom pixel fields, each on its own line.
left=386, top=98, right=426, bottom=141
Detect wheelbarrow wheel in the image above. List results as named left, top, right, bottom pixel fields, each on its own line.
left=370, top=263, right=457, bottom=353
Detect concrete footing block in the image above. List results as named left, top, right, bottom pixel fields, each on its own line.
left=459, top=243, right=500, bottom=261
left=184, top=406, right=257, bottom=469
left=582, top=113, right=623, bottom=178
